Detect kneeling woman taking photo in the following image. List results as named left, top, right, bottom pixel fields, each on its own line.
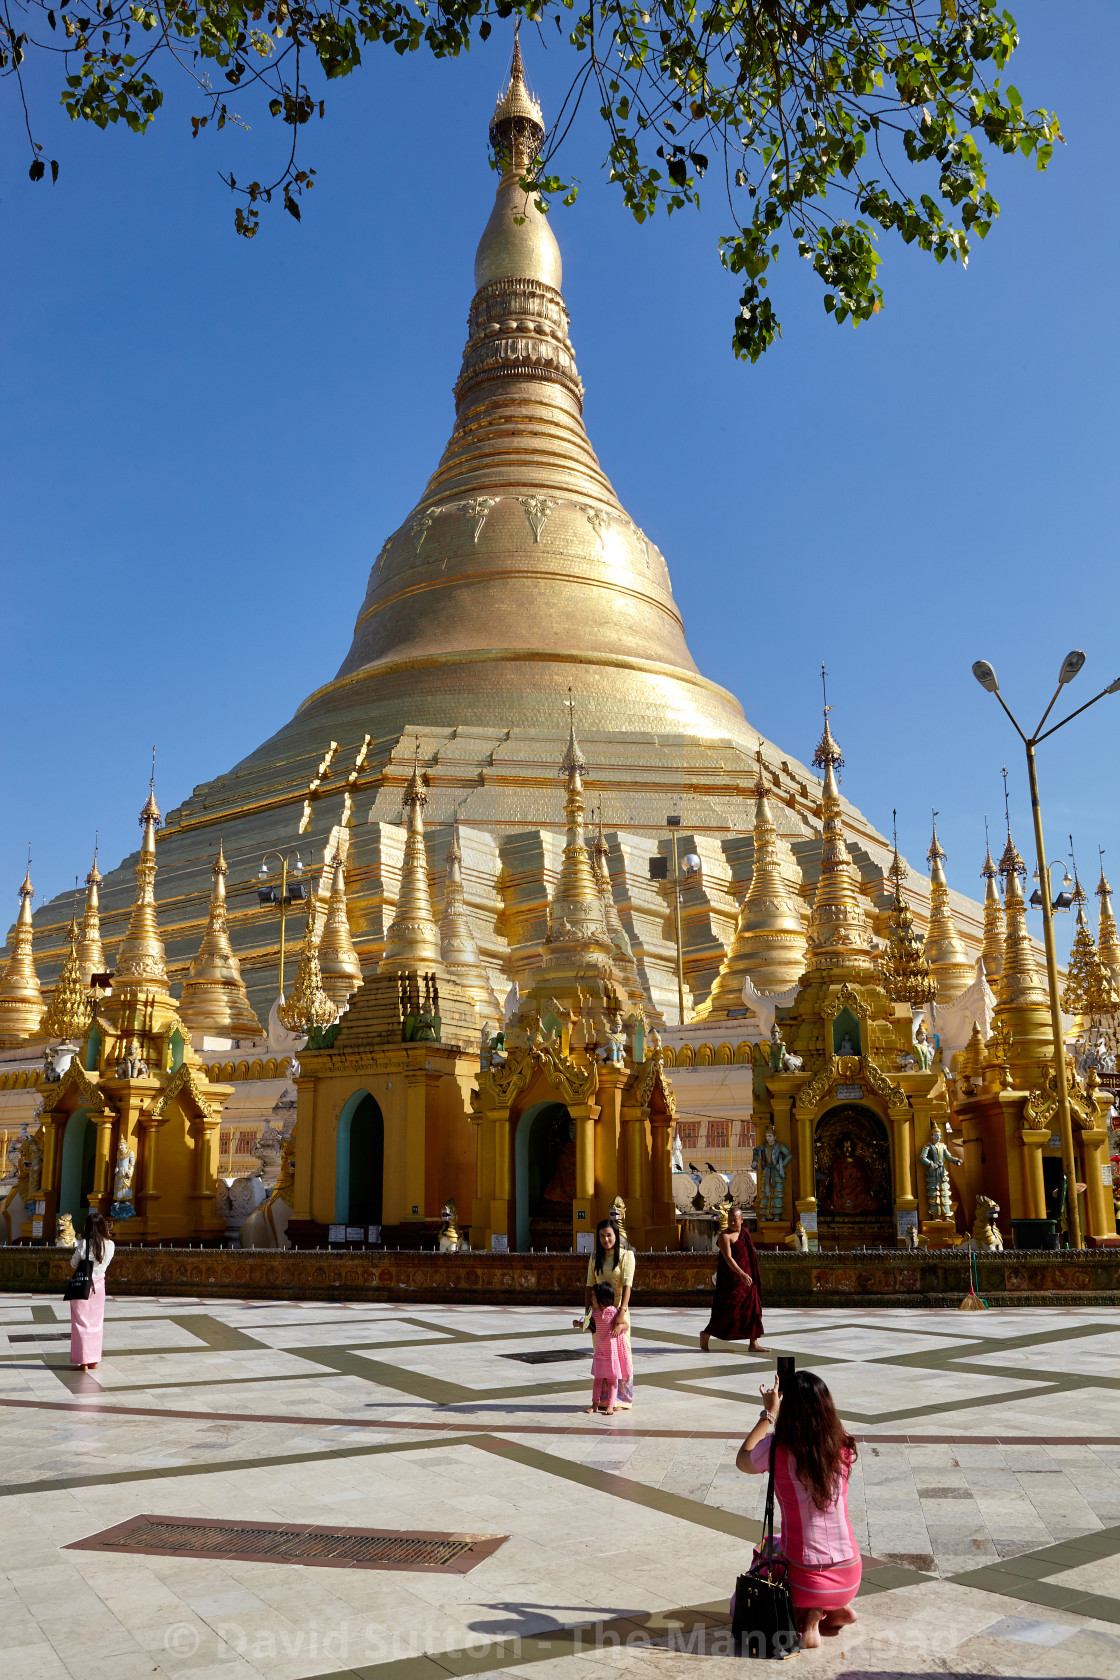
left=736, top=1370, right=860, bottom=1648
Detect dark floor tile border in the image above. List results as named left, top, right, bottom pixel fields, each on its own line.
left=3, top=1393, right=1119, bottom=1448
left=0, top=1429, right=483, bottom=1500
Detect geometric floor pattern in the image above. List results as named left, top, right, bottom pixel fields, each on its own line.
left=4, top=1295, right=1120, bottom=1678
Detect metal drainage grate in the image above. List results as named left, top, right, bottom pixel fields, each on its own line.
left=67, top=1516, right=507, bottom=1573
left=500, top=1348, right=590, bottom=1365
left=7, top=1331, right=70, bottom=1342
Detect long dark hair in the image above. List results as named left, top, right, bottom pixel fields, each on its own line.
left=773, top=1370, right=857, bottom=1511
left=593, top=1218, right=618, bottom=1272
left=85, top=1209, right=111, bottom=1265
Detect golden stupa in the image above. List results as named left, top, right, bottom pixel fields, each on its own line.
left=7, top=41, right=988, bottom=1027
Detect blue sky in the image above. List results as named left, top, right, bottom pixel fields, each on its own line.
left=2, top=2, right=1117, bottom=958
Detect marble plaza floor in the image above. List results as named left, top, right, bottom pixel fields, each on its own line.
left=4, top=1298, right=1120, bottom=1680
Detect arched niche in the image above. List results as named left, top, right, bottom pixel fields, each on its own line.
left=514, top=1099, right=573, bottom=1252
left=814, top=1102, right=893, bottom=1246
left=831, top=1007, right=863, bottom=1057
left=58, top=1108, right=97, bottom=1223
left=334, top=1090, right=384, bottom=1227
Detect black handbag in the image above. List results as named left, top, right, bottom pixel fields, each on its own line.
left=63, top=1248, right=94, bottom=1302
left=731, top=1438, right=800, bottom=1659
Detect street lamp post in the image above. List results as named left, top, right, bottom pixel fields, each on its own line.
left=649, top=817, right=701, bottom=1026
left=972, top=653, right=1120, bottom=1250
left=258, top=849, right=307, bottom=1004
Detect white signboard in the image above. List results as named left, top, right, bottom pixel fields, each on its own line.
left=896, top=1209, right=918, bottom=1234
left=576, top=1232, right=594, bottom=1254
left=1103, top=1163, right=1114, bottom=1187
left=1048, top=1134, right=1061, bottom=1150
left=490, top=1234, right=508, bottom=1252
left=345, top=1226, right=365, bottom=1242
left=368, top=1225, right=382, bottom=1243
left=836, top=1084, right=864, bottom=1100
left=798, top=1211, right=818, bottom=1233
left=328, top=1224, right=347, bottom=1244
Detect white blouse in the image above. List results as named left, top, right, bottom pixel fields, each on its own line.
left=70, top=1236, right=115, bottom=1280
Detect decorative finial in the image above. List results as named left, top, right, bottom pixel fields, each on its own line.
left=982, top=816, right=997, bottom=880
left=403, top=737, right=429, bottom=811
left=87, top=831, right=102, bottom=887
left=811, top=667, right=843, bottom=774
left=489, top=21, right=545, bottom=176
left=559, top=686, right=586, bottom=778
left=140, top=750, right=162, bottom=831
left=927, top=810, right=947, bottom=870
left=1001, top=765, right=1011, bottom=837
left=754, top=738, right=767, bottom=797
left=888, top=810, right=906, bottom=899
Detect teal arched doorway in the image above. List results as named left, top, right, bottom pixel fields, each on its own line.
left=58, top=1110, right=97, bottom=1224
left=514, top=1101, right=573, bottom=1251
left=335, top=1091, right=384, bottom=1227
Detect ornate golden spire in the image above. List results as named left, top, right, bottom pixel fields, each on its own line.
left=278, top=882, right=337, bottom=1032
left=76, top=844, right=106, bottom=986
left=380, top=743, right=447, bottom=975
left=697, top=744, right=806, bottom=1016
left=440, top=826, right=502, bottom=1023
left=489, top=23, right=545, bottom=178
left=881, top=819, right=936, bottom=1008
left=1062, top=874, right=1119, bottom=1023
left=178, top=843, right=264, bottom=1039
left=993, top=828, right=1052, bottom=1082
left=805, top=690, right=874, bottom=980
left=40, top=920, right=91, bottom=1043
left=113, top=777, right=169, bottom=990
left=980, top=823, right=1004, bottom=982
left=318, top=843, right=364, bottom=1011
left=0, top=867, right=45, bottom=1046
left=1097, top=856, right=1120, bottom=990
left=547, top=694, right=611, bottom=954
left=590, top=806, right=641, bottom=987
left=923, top=813, right=974, bottom=1002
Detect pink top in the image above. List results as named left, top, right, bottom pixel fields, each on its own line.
left=591, top=1305, right=633, bottom=1380
left=749, top=1439, right=857, bottom=1567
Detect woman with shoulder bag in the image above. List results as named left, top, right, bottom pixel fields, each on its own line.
left=736, top=1370, right=861, bottom=1649
left=68, top=1210, right=114, bottom=1371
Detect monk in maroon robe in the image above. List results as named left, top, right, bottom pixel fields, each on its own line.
left=700, top=1207, right=769, bottom=1352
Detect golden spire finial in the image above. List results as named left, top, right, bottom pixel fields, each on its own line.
left=804, top=683, right=873, bottom=981
left=278, top=880, right=337, bottom=1032
left=695, top=747, right=805, bottom=1018
left=318, top=835, right=363, bottom=1011
left=440, top=823, right=502, bottom=1024
left=992, top=831, right=1053, bottom=1084
left=811, top=664, right=844, bottom=788
left=559, top=687, right=587, bottom=781
left=882, top=811, right=936, bottom=1008
left=923, top=809, right=973, bottom=1002
left=997, top=766, right=1026, bottom=878
left=979, top=816, right=1004, bottom=982
left=1061, top=859, right=1118, bottom=1024
left=1097, top=848, right=1120, bottom=990
left=40, top=920, right=91, bottom=1044
left=76, top=836, right=106, bottom=985
left=0, top=864, right=45, bottom=1046
left=179, top=842, right=263, bottom=1039
left=545, top=691, right=610, bottom=954
left=489, top=20, right=545, bottom=177
left=380, top=743, right=446, bottom=975
left=114, top=769, right=170, bottom=990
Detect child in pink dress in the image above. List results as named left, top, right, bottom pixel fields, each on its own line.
left=586, top=1280, right=632, bottom=1414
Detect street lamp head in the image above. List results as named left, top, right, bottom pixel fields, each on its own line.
left=259, top=863, right=269, bottom=877
left=1058, top=650, right=1086, bottom=686
left=681, top=853, right=702, bottom=879
left=972, top=660, right=999, bottom=694
left=1107, top=677, right=1120, bottom=695
left=293, top=856, right=304, bottom=873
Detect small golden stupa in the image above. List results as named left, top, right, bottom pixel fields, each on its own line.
left=178, top=843, right=264, bottom=1041
left=0, top=870, right=45, bottom=1046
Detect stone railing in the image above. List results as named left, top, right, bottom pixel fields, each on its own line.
left=2, top=1246, right=1118, bottom=1307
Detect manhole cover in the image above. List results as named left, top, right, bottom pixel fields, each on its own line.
left=500, top=1348, right=590, bottom=1365
left=7, top=1331, right=70, bottom=1342
left=67, top=1516, right=507, bottom=1573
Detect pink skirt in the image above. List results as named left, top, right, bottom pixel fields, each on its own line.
left=70, top=1277, right=106, bottom=1365
left=786, top=1555, right=862, bottom=1610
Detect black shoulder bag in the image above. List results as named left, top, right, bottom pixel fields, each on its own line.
left=63, top=1244, right=94, bottom=1302
left=731, top=1437, right=800, bottom=1659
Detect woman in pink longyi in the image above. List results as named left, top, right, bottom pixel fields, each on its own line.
left=69, top=1210, right=115, bottom=1371
left=736, top=1369, right=861, bottom=1649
